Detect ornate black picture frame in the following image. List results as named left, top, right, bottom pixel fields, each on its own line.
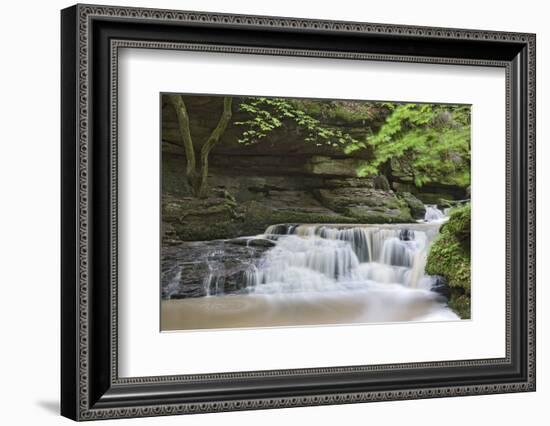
left=61, top=4, right=536, bottom=421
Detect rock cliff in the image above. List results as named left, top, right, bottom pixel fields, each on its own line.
left=161, top=96, right=464, bottom=241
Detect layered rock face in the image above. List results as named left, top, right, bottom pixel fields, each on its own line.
left=162, top=143, right=418, bottom=241
left=161, top=96, right=462, bottom=242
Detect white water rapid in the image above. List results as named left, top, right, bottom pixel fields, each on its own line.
left=423, top=205, right=447, bottom=223
left=161, top=206, right=460, bottom=330
left=247, top=224, right=438, bottom=294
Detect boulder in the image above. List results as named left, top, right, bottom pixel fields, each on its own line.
left=392, top=180, right=468, bottom=203
left=314, top=187, right=413, bottom=223
left=398, top=192, right=426, bottom=219
left=430, top=276, right=451, bottom=300
left=162, top=194, right=243, bottom=241
left=162, top=240, right=270, bottom=298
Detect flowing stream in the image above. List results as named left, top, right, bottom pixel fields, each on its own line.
left=161, top=205, right=459, bottom=330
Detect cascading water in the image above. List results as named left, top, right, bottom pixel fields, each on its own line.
left=247, top=223, right=438, bottom=293
left=424, top=205, right=446, bottom=222
left=161, top=208, right=458, bottom=330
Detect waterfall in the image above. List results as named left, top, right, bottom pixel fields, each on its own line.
left=162, top=220, right=460, bottom=329
left=244, top=222, right=442, bottom=294
left=265, top=224, right=298, bottom=236
left=424, top=205, right=446, bottom=222
left=202, top=249, right=226, bottom=297
left=162, top=265, right=182, bottom=299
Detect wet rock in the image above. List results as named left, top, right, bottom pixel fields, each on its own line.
left=399, top=229, right=415, bottom=241
left=162, top=240, right=270, bottom=298
left=430, top=276, right=451, bottom=300
left=226, top=238, right=276, bottom=248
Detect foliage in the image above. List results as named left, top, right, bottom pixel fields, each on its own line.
left=289, top=99, right=380, bottom=124
left=448, top=294, right=471, bottom=320
left=426, top=230, right=471, bottom=290
left=426, top=204, right=471, bottom=289
left=235, top=97, right=364, bottom=149
left=351, top=103, right=471, bottom=187
left=425, top=203, right=471, bottom=319
left=236, top=99, right=470, bottom=189
left=169, top=94, right=471, bottom=198
left=443, top=203, right=471, bottom=241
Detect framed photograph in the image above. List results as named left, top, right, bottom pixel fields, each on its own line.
left=61, top=4, right=536, bottom=421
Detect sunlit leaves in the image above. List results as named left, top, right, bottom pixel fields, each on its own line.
left=235, top=97, right=360, bottom=148
left=363, top=103, right=471, bottom=187
left=234, top=97, right=470, bottom=189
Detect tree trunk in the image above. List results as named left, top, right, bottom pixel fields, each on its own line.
left=195, top=97, right=233, bottom=198
left=167, top=95, right=200, bottom=191
left=167, top=95, right=233, bottom=198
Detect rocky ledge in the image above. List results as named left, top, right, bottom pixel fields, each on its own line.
left=162, top=171, right=421, bottom=242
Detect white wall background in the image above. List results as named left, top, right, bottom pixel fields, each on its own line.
left=0, top=0, right=546, bottom=424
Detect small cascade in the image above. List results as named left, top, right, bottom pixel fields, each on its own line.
left=264, top=224, right=298, bottom=237
left=424, top=205, right=446, bottom=222
left=380, top=237, right=415, bottom=267
left=162, top=220, right=459, bottom=327
left=162, top=265, right=182, bottom=299
left=245, top=235, right=360, bottom=293
left=202, top=250, right=226, bottom=296
left=311, top=226, right=373, bottom=262
left=203, top=272, right=225, bottom=297
left=242, top=222, right=443, bottom=293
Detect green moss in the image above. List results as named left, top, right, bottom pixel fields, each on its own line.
left=426, top=203, right=471, bottom=318
left=345, top=206, right=412, bottom=224
left=448, top=294, right=471, bottom=320
left=443, top=203, right=471, bottom=242
left=398, top=192, right=426, bottom=219
left=243, top=201, right=358, bottom=227
left=426, top=233, right=470, bottom=291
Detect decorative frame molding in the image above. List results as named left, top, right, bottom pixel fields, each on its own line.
left=61, top=4, right=535, bottom=421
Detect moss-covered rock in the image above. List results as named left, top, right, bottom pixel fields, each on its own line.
left=162, top=194, right=244, bottom=241
left=426, top=203, right=471, bottom=318
left=314, top=187, right=413, bottom=223
left=398, top=192, right=426, bottom=219
left=373, top=175, right=391, bottom=191
left=323, top=177, right=374, bottom=189
left=448, top=294, right=471, bottom=319
left=306, top=156, right=365, bottom=177
left=241, top=200, right=358, bottom=231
